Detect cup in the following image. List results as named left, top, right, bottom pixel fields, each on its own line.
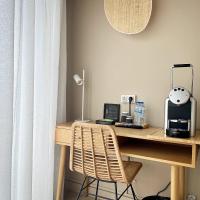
left=126, top=116, right=133, bottom=124
left=121, top=112, right=129, bottom=122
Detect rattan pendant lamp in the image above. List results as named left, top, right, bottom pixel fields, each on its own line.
left=104, top=0, right=152, bottom=34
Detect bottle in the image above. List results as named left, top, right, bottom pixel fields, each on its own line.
left=134, top=101, right=145, bottom=126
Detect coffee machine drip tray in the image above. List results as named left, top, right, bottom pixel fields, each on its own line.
left=166, top=119, right=190, bottom=138
left=166, top=128, right=190, bottom=138
left=169, top=119, right=190, bottom=130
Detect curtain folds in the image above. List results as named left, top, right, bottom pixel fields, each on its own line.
left=12, top=0, right=63, bottom=200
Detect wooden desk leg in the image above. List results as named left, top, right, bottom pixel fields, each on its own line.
left=179, top=166, right=185, bottom=200
left=171, top=165, right=180, bottom=200
left=56, top=145, right=67, bottom=200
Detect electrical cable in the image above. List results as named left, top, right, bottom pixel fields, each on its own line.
left=142, top=182, right=171, bottom=200
left=156, top=182, right=171, bottom=197
left=128, top=96, right=133, bottom=116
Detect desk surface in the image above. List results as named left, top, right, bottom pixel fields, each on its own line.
left=56, top=122, right=200, bottom=145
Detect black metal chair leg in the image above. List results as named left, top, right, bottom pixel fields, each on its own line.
left=118, top=184, right=131, bottom=200
left=130, top=184, right=137, bottom=200
left=95, top=180, right=100, bottom=200
left=76, top=178, right=137, bottom=200
left=76, top=177, right=87, bottom=200
left=114, top=182, right=118, bottom=200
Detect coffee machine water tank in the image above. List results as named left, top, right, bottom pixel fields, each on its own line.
left=164, top=64, right=197, bottom=138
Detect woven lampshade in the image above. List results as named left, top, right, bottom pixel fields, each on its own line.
left=104, top=0, right=152, bottom=34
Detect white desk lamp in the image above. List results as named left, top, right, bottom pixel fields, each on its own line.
left=73, top=69, right=89, bottom=122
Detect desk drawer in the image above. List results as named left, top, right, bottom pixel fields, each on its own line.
left=55, top=128, right=72, bottom=146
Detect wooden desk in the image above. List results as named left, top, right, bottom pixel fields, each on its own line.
left=55, top=122, right=200, bottom=200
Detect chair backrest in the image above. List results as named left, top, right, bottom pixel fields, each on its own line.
left=70, top=122, right=127, bottom=183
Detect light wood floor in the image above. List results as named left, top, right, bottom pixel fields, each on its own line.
left=64, top=191, right=93, bottom=200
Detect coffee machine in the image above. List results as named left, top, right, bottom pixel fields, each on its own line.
left=164, top=64, right=197, bottom=138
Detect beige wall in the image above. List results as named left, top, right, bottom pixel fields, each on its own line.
left=66, top=0, right=200, bottom=198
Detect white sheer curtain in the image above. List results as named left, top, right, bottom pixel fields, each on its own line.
left=0, top=1, right=14, bottom=199
left=11, top=0, right=64, bottom=200
left=55, top=0, right=67, bottom=198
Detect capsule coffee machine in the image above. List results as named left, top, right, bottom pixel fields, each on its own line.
left=164, top=64, right=197, bottom=138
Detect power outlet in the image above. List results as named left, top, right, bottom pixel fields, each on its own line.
left=187, top=194, right=197, bottom=200
left=121, top=95, right=136, bottom=104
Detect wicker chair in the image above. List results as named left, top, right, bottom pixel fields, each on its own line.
left=70, top=122, right=142, bottom=200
